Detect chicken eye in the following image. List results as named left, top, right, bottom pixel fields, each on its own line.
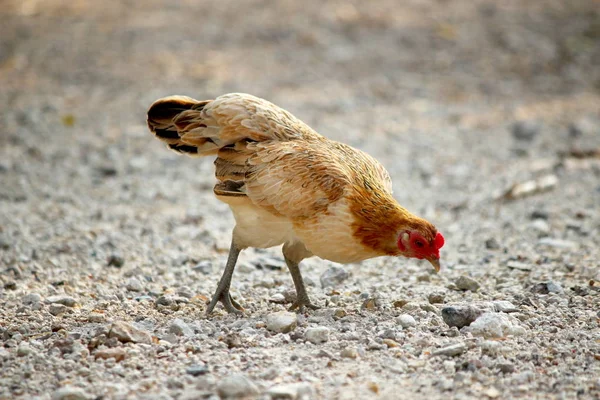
left=415, top=240, right=424, bottom=248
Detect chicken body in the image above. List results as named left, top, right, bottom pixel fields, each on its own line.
left=147, top=93, right=444, bottom=314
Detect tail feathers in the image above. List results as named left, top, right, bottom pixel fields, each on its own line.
left=147, top=96, right=215, bottom=156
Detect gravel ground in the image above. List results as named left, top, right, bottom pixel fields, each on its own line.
left=1, top=1, right=600, bottom=399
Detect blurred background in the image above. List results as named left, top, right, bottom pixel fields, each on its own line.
left=1, top=1, right=599, bottom=398
left=2, top=0, right=600, bottom=304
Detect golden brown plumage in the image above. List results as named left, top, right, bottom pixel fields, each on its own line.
left=147, top=93, right=444, bottom=314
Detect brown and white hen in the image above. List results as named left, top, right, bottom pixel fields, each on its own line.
left=147, top=93, right=444, bottom=315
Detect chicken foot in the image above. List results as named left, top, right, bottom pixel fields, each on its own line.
left=285, top=256, right=320, bottom=311
left=205, top=240, right=245, bottom=315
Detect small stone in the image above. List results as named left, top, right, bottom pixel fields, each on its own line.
left=361, top=297, right=379, bottom=310
left=186, top=364, right=208, bottom=377
left=17, top=344, right=32, bottom=357
left=305, top=327, right=330, bottom=344
left=496, top=362, right=516, bottom=373
left=51, top=387, right=89, bottom=400
left=428, top=292, right=445, bottom=304
left=177, top=286, right=194, bottom=299
left=397, top=314, right=416, bottom=329
left=169, top=319, right=194, bottom=337
left=49, top=304, right=69, bottom=316
left=320, top=266, right=350, bottom=288
left=383, top=339, right=399, bottom=348
left=267, top=382, right=314, bottom=399
left=22, top=293, right=42, bottom=305
left=269, top=293, right=286, bottom=304
left=491, top=301, right=518, bottom=313
left=95, top=347, right=127, bottom=362
left=465, top=313, right=526, bottom=338
left=393, top=299, right=410, bottom=308
left=455, top=276, right=480, bottom=292
left=0, top=235, right=10, bottom=250
left=4, top=281, right=17, bottom=290
left=253, top=256, right=285, bottom=271
left=340, top=347, right=359, bottom=359
left=107, top=253, right=125, bottom=268
left=155, top=295, right=174, bottom=306
left=506, top=261, right=532, bottom=271
left=432, top=343, right=467, bottom=357
left=87, top=312, right=107, bottom=323
left=266, top=312, right=297, bottom=333
left=529, top=210, right=549, bottom=220
left=511, top=120, right=540, bottom=142
left=485, top=238, right=501, bottom=250
left=192, top=260, right=213, bottom=275
left=537, top=238, right=577, bottom=249
left=125, top=277, right=143, bottom=292
left=217, top=374, right=260, bottom=399
left=530, top=281, right=564, bottom=294
left=442, top=306, right=484, bottom=328
left=484, top=387, right=501, bottom=398
left=108, top=321, right=152, bottom=344
left=46, top=295, right=78, bottom=307
left=530, top=219, right=550, bottom=234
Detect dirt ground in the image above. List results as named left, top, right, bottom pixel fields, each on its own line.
left=1, top=0, right=599, bottom=399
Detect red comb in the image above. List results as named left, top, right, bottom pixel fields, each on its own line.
left=434, top=232, right=445, bottom=250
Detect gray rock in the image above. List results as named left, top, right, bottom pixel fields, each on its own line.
left=492, top=301, right=519, bottom=313
left=497, top=362, right=516, bottom=373
left=49, top=304, right=69, bottom=316
left=485, top=238, right=501, bottom=250
left=432, top=343, right=467, bottom=357
left=108, top=321, right=152, bottom=344
left=305, top=326, right=330, bottom=344
left=46, top=295, right=78, bottom=307
left=169, top=318, right=194, bottom=337
left=125, top=277, right=143, bottom=292
left=530, top=281, right=564, bottom=294
left=397, top=314, right=417, bottom=328
left=17, top=343, right=32, bottom=357
left=269, top=293, right=286, bottom=304
left=530, top=219, right=550, bottom=234
left=511, top=120, right=540, bottom=141
left=320, top=266, right=350, bottom=288
left=537, top=238, right=577, bottom=249
left=465, top=313, right=527, bottom=338
left=442, top=305, right=484, bottom=328
left=267, top=382, right=314, bottom=399
left=217, top=373, right=260, bottom=399
left=186, top=364, right=208, bottom=376
left=51, top=387, right=89, bottom=400
left=529, top=210, right=549, bottom=220
left=155, top=295, right=174, bottom=306
left=506, top=261, right=532, bottom=271
left=266, top=312, right=297, bottom=333
left=455, top=275, right=480, bottom=292
left=107, top=253, right=125, bottom=268
left=192, top=260, right=213, bottom=275
left=254, top=256, right=285, bottom=271
left=22, top=293, right=42, bottom=305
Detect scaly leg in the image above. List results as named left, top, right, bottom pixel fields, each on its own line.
left=206, top=239, right=244, bottom=315
left=283, top=242, right=319, bottom=312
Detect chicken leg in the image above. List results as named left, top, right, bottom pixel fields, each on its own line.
left=283, top=242, right=319, bottom=312
left=205, top=240, right=244, bottom=315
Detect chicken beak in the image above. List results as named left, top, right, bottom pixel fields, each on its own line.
left=426, top=256, right=441, bottom=273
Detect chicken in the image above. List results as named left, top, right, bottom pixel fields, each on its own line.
left=147, top=93, right=445, bottom=315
